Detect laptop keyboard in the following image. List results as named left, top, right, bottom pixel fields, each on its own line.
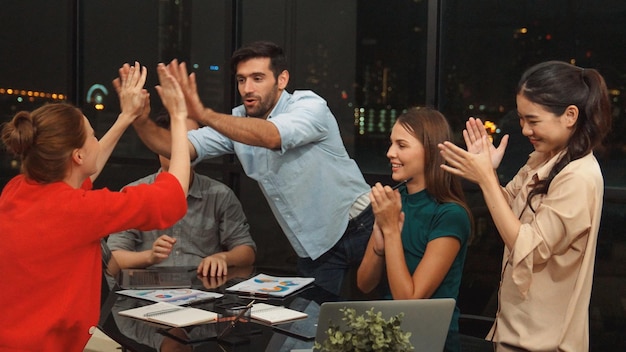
left=129, top=271, right=161, bottom=285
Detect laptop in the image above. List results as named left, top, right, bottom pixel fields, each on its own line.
left=315, top=298, right=455, bottom=352
left=118, top=268, right=193, bottom=289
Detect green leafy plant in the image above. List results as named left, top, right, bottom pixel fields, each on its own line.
left=314, top=307, right=414, bottom=352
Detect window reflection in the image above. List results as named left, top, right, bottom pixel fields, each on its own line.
left=440, top=0, right=626, bottom=187
left=351, top=0, right=428, bottom=173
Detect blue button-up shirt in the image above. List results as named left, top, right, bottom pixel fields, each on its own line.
left=188, top=90, right=370, bottom=259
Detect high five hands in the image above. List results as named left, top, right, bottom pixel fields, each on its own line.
left=112, top=61, right=150, bottom=125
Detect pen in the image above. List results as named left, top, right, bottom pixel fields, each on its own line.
left=144, top=307, right=184, bottom=317
left=391, top=177, right=413, bottom=190
left=237, top=293, right=271, bottom=300
left=356, top=177, right=413, bottom=217
left=360, top=178, right=414, bottom=215
left=218, top=299, right=256, bottom=339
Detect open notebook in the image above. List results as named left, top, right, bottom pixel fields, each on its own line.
left=250, top=302, right=308, bottom=325
left=315, top=298, right=455, bottom=352
left=118, top=301, right=218, bottom=327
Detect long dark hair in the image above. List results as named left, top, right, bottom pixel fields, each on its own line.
left=517, top=61, right=612, bottom=211
left=397, top=107, right=473, bottom=224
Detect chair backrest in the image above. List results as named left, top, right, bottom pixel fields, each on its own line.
left=100, top=239, right=122, bottom=321
left=315, top=298, right=455, bottom=352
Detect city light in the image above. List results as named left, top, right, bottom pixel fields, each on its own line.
left=483, top=120, right=497, bottom=143
left=484, top=120, right=496, bottom=134
left=0, top=87, right=66, bottom=102
left=514, top=27, right=527, bottom=34
left=86, top=84, right=108, bottom=110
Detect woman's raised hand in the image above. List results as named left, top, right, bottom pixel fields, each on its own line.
left=112, top=62, right=149, bottom=125
left=463, top=117, right=509, bottom=169
left=439, top=134, right=498, bottom=186
left=155, top=63, right=187, bottom=121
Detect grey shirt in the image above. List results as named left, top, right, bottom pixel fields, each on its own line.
left=107, top=171, right=256, bottom=267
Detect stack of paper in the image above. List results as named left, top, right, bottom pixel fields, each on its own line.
left=116, top=288, right=223, bottom=305
left=226, top=274, right=315, bottom=298
left=251, top=303, right=308, bottom=324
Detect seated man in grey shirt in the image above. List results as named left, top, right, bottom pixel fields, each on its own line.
left=108, top=114, right=256, bottom=277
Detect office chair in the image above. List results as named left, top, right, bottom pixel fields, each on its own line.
left=458, top=313, right=495, bottom=352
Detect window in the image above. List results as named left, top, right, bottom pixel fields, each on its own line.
left=0, top=2, right=623, bottom=349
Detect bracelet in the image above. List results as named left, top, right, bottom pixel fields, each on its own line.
left=373, top=247, right=385, bottom=257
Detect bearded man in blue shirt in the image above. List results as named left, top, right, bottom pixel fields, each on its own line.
left=132, top=41, right=372, bottom=297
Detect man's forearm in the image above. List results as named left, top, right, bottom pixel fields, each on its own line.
left=132, top=118, right=173, bottom=158
left=198, top=109, right=281, bottom=149
left=112, top=250, right=154, bottom=269
left=133, top=118, right=199, bottom=161
left=221, top=245, right=256, bottom=267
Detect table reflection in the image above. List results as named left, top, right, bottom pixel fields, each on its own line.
left=99, top=263, right=337, bottom=352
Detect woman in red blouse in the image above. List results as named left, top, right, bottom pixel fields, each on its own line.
left=0, top=62, right=190, bottom=351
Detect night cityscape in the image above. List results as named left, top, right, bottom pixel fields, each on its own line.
left=0, top=1, right=624, bottom=350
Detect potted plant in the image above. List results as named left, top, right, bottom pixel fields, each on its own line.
left=314, top=307, right=414, bottom=352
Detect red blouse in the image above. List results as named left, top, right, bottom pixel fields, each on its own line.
left=0, top=172, right=187, bottom=351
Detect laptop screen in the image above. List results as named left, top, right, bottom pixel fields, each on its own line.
left=315, top=298, right=455, bottom=352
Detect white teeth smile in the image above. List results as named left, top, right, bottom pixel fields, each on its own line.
left=391, top=163, right=402, bottom=168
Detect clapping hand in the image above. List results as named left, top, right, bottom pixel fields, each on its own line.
left=439, top=132, right=498, bottom=186
left=463, top=117, right=509, bottom=169
left=369, top=183, right=404, bottom=238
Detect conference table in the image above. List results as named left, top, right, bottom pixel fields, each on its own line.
left=98, top=265, right=338, bottom=352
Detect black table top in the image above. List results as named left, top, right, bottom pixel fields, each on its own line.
left=98, top=266, right=339, bottom=352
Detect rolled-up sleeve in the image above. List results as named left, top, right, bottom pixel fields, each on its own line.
left=187, top=127, right=234, bottom=165
left=269, top=92, right=331, bottom=153
left=510, top=160, right=598, bottom=296
left=107, top=228, right=142, bottom=251
left=217, top=189, right=256, bottom=252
